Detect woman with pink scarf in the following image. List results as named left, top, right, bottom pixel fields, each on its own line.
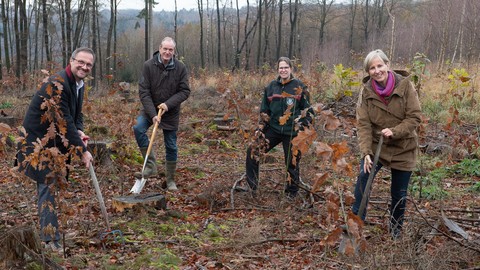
left=353, top=49, right=422, bottom=239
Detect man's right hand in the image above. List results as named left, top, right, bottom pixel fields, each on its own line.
left=158, top=103, right=168, bottom=112
left=82, top=151, right=93, bottom=168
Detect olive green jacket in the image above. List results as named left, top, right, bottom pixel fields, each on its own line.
left=356, top=70, right=422, bottom=171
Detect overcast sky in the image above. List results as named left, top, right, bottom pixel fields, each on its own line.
left=117, top=0, right=250, bottom=11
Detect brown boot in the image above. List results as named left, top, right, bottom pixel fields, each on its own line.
left=165, top=161, right=178, bottom=191
left=134, top=147, right=158, bottom=178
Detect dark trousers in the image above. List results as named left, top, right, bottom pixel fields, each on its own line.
left=37, top=181, right=60, bottom=242
left=352, top=159, right=411, bottom=235
left=245, top=128, right=301, bottom=195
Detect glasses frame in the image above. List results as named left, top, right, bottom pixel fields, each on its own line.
left=72, top=57, right=94, bottom=69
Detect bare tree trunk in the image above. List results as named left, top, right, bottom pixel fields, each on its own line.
left=14, top=0, right=28, bottom=78
left=174, top=0, right=178, bottom=42
left=73, top=0, right=88, bottom=50
left=437, top=1, right=452, bottom=71
left=95, top=1, right=102, bottom=82
left=256, top=0, right=262, bottom=67
left=144, top=0, right=149, bottom=60
left=451, top=0, right=466, bottom=64
left=386, top=5, right=395, bottom=63
left=65, top=0, right=72, bottom=57
left=198, top=0, right=205, bottom=68
left=148, top=0, right=153, bottom=58
left=348, top=0, right=358, bottom=50
left=32, top=0, right=40, bottom=70
left=363, top=0, right=369, bottom=45
left=216, top=0, right=221, bottom=68
left=288, top=0, right=299, bottom=59
left=466, top=1, right=479, bottom=66
left=276, top=0, right=282, bottom=60
left=112, top=0, right=117, bottom=76
left=91, top=0, right=98, bottom=88
left=262, top=0, right=271, bottom=65
left=41, top=0, right=51, bottom=62
left=222, top=4, right=230, bottom=67
left=106, top=0, right=114, bottom=76
left=206, top=0, right=211, bottom=65
left=236, top=17, right=258, bottom=69
left=234, top=0, right=257, bottom=71
left=318, top=0, right=333, bottom=47
left=58, top=0, right=67, bottom=66
left=1, top=0, right=11, bottom=71
left=234, top=0, right=240, bottom=69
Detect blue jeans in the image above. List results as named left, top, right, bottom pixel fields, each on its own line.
left=352, top=159, right=411, bottom=235
left=38, top=181, right=60, bottom=242
left=133, top=114, right=178, bottom=161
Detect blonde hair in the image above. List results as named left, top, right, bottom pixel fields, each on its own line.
left=277, top=56, right=293, bottom=68
left=364, top=49, right=389, bottom=72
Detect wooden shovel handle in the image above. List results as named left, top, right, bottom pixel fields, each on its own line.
left=144, top=107, right=164, bottom=160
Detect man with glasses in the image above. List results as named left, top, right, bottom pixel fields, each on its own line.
left=16, top=47, right=95, bottom=252
left=133, top=37, right=190, bottom=191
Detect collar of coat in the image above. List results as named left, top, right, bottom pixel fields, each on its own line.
left=275, top=74, right=295, bottom=85
left=153, top=51, right=176, bottom=70
left=65, top=64, right=77, bottom=84
left=362, top=70, right=411, bottom=98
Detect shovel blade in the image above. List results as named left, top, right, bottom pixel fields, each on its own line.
left=130, top=177, right=147, bottom=194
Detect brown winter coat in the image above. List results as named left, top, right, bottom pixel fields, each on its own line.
left=356, top=70, right=422, bottom=171
left=139, top=51, right=190, bottom=130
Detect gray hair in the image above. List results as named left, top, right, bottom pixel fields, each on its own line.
left=364, top=49, right=389, bottom=72
left=161, top=37, right=176, bottom=48
left=71, top=47, right=95, bottom=62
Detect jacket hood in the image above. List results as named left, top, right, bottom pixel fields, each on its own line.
left=362, top=69, right=410, bottom=84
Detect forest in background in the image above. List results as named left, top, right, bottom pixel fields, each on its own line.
left=1, top=1, right=480, bottom=268
left=0, top=0, right=479, bottom=89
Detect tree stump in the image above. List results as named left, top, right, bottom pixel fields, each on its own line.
left=112, top=193, right=167, bottom=212
left=0, top=225, right=64, bottom=269
left=88, top=141, right=112, bottom=166
left=0, top=116, right=19, bottom=127
left=214, top=114, right=236, bottom=131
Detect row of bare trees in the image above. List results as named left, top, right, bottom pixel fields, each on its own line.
left=1, top=0, right=480, bottom=86
left=0, top=0, right=121, bottom=87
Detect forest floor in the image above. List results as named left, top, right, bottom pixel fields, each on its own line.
left=1, top=84, right=479, bottom=269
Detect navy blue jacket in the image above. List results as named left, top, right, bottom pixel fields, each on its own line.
left=17, top=66, right=87, bottom=183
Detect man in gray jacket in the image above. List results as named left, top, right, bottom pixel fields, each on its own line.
left=133, top=37, right=190, bottom=190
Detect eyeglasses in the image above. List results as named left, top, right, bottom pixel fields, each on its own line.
left=72, top=58, right=93, bottom=69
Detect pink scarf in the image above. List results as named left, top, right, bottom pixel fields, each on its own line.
left=372, top=71, right=395, bottom=105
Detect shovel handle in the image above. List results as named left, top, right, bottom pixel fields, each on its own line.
left=357, top=135, right=383, bottom=219
left=144, top=107, right=164, bottom=158
left=141, top=107, right=164, bottom=176
left=89, top=163, right=111, bottom=231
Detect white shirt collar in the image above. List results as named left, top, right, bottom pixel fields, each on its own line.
left=76, top=80, right=84, bottom=97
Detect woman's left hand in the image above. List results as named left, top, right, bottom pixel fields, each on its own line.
left=381, top=128, right=393, bottom=138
